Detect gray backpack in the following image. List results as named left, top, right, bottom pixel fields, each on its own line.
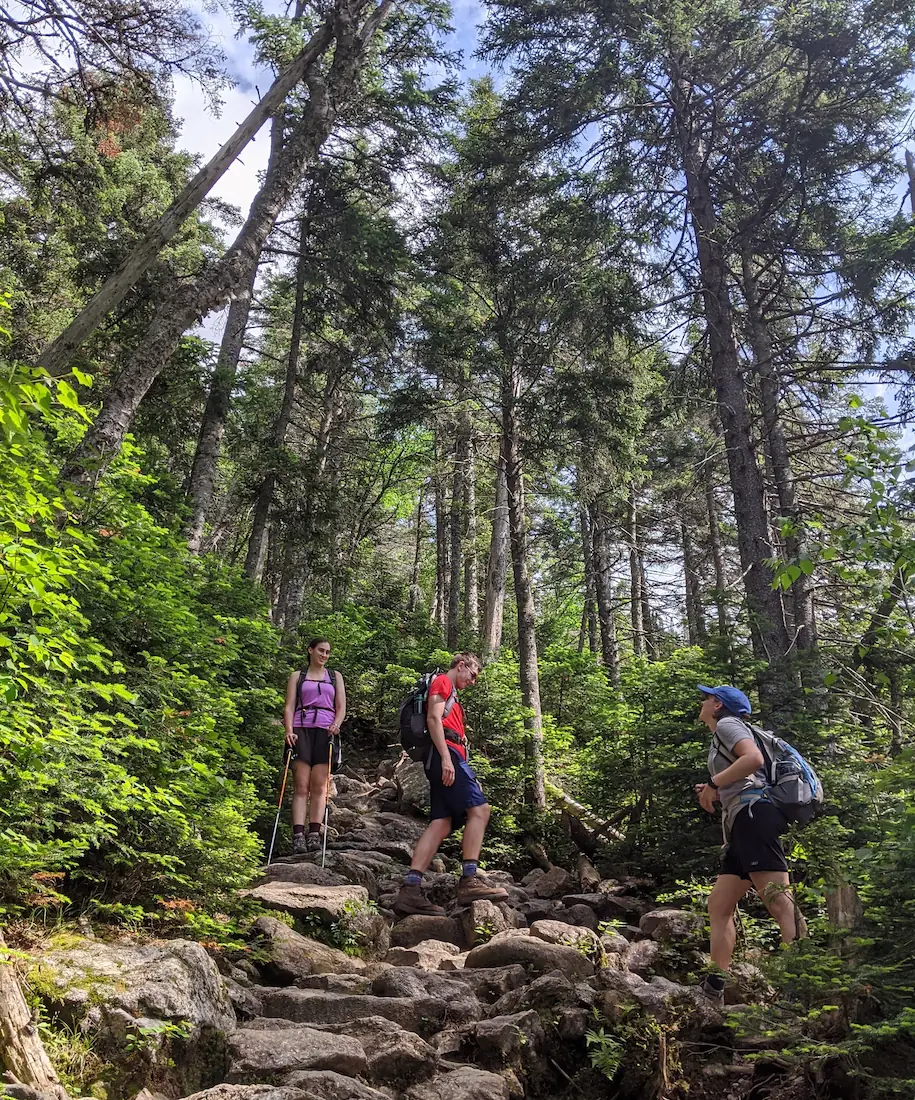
left=715, top=721, right=824, bottom=825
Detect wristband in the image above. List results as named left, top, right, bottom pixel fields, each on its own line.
left=708, top=777, right=719, bottom=790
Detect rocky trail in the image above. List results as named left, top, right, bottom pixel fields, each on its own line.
left=8, top=759, right=803, bottom=1100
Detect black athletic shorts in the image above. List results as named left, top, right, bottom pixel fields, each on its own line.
left=290, top=726, right=333, bottom=768
left=720, top=801, right=789, bottom=880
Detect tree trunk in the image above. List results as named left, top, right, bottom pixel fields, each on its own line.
left=591, top=502, right=621, bottom=684
left=184, top=247, right=261, bottom=551
left=740, top=248, right=817, bottom=658
left=463, top=433, right=480, bottom=637
left=432, top=426, right=450, bottom=632
left=579, top=505, right=598, bottom=655
left=447, top=423, right=464, bottom=649
left=705, top=463, right=731, bottom=644
left=481, top=438, right=509, bottom=661
left=628, top=486, right=645, bottom=657
left=0, top=933, right=68, bottom=1100
left=670, top=62, right=791, bottom=712
left=639, top=537, right=656, bottom=661
left=63, top=0, right=395, bottom=486
left=409, top=487, right=425, bottom=612
left=502, top=359, right=546, bottom=809
left=681, top=510, right=706, bottom=646
left=277, top=367, right=342, bottom=631
left=244, top=204, right=311, bottom=581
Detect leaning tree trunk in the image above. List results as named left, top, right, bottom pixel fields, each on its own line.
left=627, top=486, right=646, bottom=657
left=740, top=248, right=817, bottom=660
left=591, top=501, right=621, bottom=684
left=63, top=0, right=394, bottom=487
left=184, top=244, right=263, bottom=551
left=502, top=356, right=546, bottom=809
left=670, top=61, right=791, bottom=713
left=0, top=933, right=68, bottom=1100
left=481, top=437, right=509, bottom=661
left=37, top=18, right=339, bottom=377
left=244, top=205, right=312, bottom=580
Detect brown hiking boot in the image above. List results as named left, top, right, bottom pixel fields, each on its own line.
left=456, top=874, right=509, bottom=906
left=392, top=883, right=445, bottom=918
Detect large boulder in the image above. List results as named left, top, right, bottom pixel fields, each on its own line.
left=474, top=1010, right=544, bottom=1067
left=562, top=893, right=648, bottom=920
left=226, top=1026, right=366, bottom=1081
left=252, top=916, right=365, bottom=981
left=625, top=939, right=660, bottom=977
left=242, top=883, right=368, bottom=923
left=282, top=1073, right=388, bottom=1100
left=395, top=758, right=430, bottom=813
left=370, top=967, right=482, bottom=1025
left=438, top=965, right=527, bottom=1006
left=464, top=936, right=595, bottom=981
left=317, top=1016, right=437, bottom=1084
left=259, top=864, right=349, bottom=888
left=183, top=1087, right=308, bottom=1100
left=391, top=915, right=464, bottom=950
left=529, top=919, right=601, bottom=956
left=639, top=908, right=705, bottom=942
left=405, top=1066, right=510, bottom=1100
left=37, top=937, right=235, bottom=1097
left=260, top=988, right=455, bottom=1035
left=528, top=867, right=574, bottom=899
left=386, top=940, right=463, bottom=971
left=458, top=900, right=515, bottom=949
left=489, top=971, right=597, bottom=1020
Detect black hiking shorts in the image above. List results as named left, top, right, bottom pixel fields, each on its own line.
left=720, top=801, right=789, bottom=880
left=425, top=746, right=488, bottom=832
left=291, top=725, right=333, bottom=768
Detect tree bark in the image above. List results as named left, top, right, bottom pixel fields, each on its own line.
left=740, top=248, right=817, bottom=657
left=0, top=933, right=68, bottom=1100
left=481, top=437, right=509, bottom=661
left=63, top=0, right=394, bottom=486
left=705, top=464, right=731, bottom=643
left=244, top=204, right=312, bottom=580
left=502, top=357, right=546, bottom=809
left=579, top=504, right=598, bottom=655
left=681, top=510, right=706, bottom=646
left=38, top=17, right=339, bottom=376
left=591, top=501, right=621, bottom=684
left=447, top=422, right=465, bottom=649
left=408, top=486, right=425, bottom=612
left=669, top=61, right=791, bottom=711
left=627, top=486, right=645, bottom=657
left=184, top=247, right=261, bottom=551
left=432, top=424, right=450, bottom=632
left=463, top=433, right=479, bottom=638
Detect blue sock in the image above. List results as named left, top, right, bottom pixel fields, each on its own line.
left=462, top=861, right=478, bottom=878
left=405, top=870, right=422, bottom=887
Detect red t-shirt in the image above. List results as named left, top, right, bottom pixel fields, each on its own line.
left=428, top=673, right=467, bottom=761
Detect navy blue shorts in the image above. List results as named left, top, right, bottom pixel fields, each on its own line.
left=425, top=747, right=488, bottom=831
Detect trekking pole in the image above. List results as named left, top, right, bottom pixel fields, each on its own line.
left=266, top=744, right=292, bottom=867
left=321, top=736, right=335, bottom=869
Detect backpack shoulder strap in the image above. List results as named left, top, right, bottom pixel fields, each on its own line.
left=442, top=681, right=457, bottom=718
left=294, top=669, right=306, bottom=717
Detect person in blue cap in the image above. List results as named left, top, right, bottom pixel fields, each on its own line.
left=694, top=684, right=806, bottom=1005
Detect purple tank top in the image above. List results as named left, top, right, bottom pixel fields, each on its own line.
left=293, top=670, right=336, bottom=728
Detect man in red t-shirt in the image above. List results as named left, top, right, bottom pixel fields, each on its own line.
left=393, top=652, right=508, bottom=916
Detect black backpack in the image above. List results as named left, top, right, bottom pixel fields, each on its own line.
left=398, top=671, right=457, bottom=762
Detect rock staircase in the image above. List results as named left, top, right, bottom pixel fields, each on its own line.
left=23, top=762, right=769, bottom=1100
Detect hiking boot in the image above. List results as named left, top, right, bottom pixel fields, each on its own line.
left=305, top=831, right=322, bottom=853
left=698, top=976, right=725, bottom=1007
left=291, top=832, right=309, bottom=855
left=392, top=884, right=445, bottom=918
left=456, top=874, right=509, bottom=906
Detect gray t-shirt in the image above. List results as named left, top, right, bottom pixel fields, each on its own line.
left=708, top=717, right=768, bottom=833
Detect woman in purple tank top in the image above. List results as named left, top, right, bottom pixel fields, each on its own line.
left=283, top=637, right=346, bottom=854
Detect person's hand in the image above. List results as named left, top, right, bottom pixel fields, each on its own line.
left=440, top=753, right=455, bottom=787
left=285, top=729, right=298, bottom=748
left=696, top=782, right=719, bottom=813
left=328, top=721, right=340, bottom=735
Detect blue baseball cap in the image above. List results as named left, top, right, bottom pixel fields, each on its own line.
left=697, top=684, right=752, bottom=716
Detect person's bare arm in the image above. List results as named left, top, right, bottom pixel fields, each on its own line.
left=284, top=671, right=299, bottom=747
left=427, top=693, right=455, bottom=787
left=696, top=737, right=764, bottom=813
